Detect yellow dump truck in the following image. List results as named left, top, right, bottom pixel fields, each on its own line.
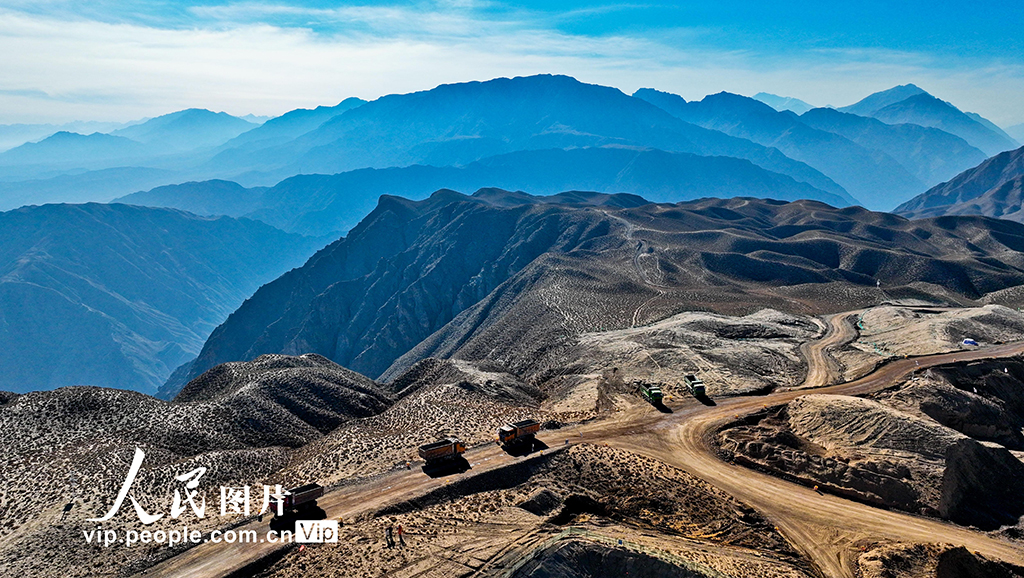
left=498, top=419, right=540, bottom=446
left=418, top=437, right=466, bottom=465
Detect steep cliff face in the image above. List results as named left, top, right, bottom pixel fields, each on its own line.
left=940, top=439, right=1024, bottom=530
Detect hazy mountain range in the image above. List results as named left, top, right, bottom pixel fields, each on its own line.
left=0, top=121, right=130, bottom=153
left=838, top=84, right=1018, bottom=156
left=634, top=88, right=942, bottom=209
left=116, top=146, right=849, bottom=237
left=1009, top=124, right=1024, bottom=144
left=753, top=92, right=814, bottom=114
left=0, top=203, right=321, bottom=393
left=0, top=75, right=1018, bottom=220
left=110, top=109, right=258, bottom=151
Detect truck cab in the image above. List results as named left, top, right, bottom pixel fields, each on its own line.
left=638, top=382, right=663, bottom=404
left=684, top=374, right=705, bottom=397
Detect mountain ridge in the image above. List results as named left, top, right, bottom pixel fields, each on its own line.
left=634, top=88, right=924, bottom=209
left=117, top=146, right=850, bottom=236
left=172, top=190, right=1024, bottom=392
left=210, top=74, right=849, bottom=201
left=895, top=146, right=1024, bottom=222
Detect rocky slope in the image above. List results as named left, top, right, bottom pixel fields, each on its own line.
left=0, top=353, right=393, bottom=577
left=0, top=203, right=321, bottom=393
left=174, top=190, right=1024, bottom=393
left=895, top=146, right=1024, bottom=221
left=858, top=543, right=1024, bottom=578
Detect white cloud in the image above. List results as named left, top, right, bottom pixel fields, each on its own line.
left=0, top=4, right=1021, bottom=126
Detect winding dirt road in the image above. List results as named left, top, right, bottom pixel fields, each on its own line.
left=137, top=313, right=1024, bottom=578
left=610, top=335, right=1024, bottom=577
left=798, top=312, right=859, bottom=389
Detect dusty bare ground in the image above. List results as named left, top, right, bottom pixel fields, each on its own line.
left=555, top=309, right=820, bottom=405
left=281, top=374, right=551, bottom=488
left=831, top=305, right=1024, bottom=382
left=254, top=445, right=811, bottom=578
left=7, top=307, right=1024, bottom=578
left=858, top=542, right=1024, bottom=578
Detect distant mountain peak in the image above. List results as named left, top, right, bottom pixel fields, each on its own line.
left=753, top=93, right=814, bottom=114
left=839, top=84, right=929, bottom=116
left=633, top=87, right=685, bottom=103
left=109, top=108, right=257, bottom=151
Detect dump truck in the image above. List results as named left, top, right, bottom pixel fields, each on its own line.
left=684, top=374, right=705, bottom=397
left=498, top=419, right=540, bottom=446
left=638, top=382, right=663, bottom=404
left=278, top=483, right=324, bottom=515
left=418, top=437, right=466, bottom=464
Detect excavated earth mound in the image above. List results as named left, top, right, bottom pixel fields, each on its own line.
left=568, top=309, right=818, bottom=398
left=720, top=358, right=1024, bottom=530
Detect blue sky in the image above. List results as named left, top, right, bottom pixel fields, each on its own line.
left=1, top=1, right=1022, bottom=125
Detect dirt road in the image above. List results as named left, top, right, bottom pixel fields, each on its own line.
left=798, top=312, right=859, bottom=389
left=609, top=338, right=1024, bottom=578
left=137, top=314, right=1024, bottom=578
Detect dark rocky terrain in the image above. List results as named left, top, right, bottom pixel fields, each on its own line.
left=175, top=190, right=1024, bottom=393
left=0, top=203, right=322, bottom=393
left=896, top=146, right=1024, bottom=221
left=858, top=543, right=1024, bottom=578
left=511, top=540, right=710, bottom=578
